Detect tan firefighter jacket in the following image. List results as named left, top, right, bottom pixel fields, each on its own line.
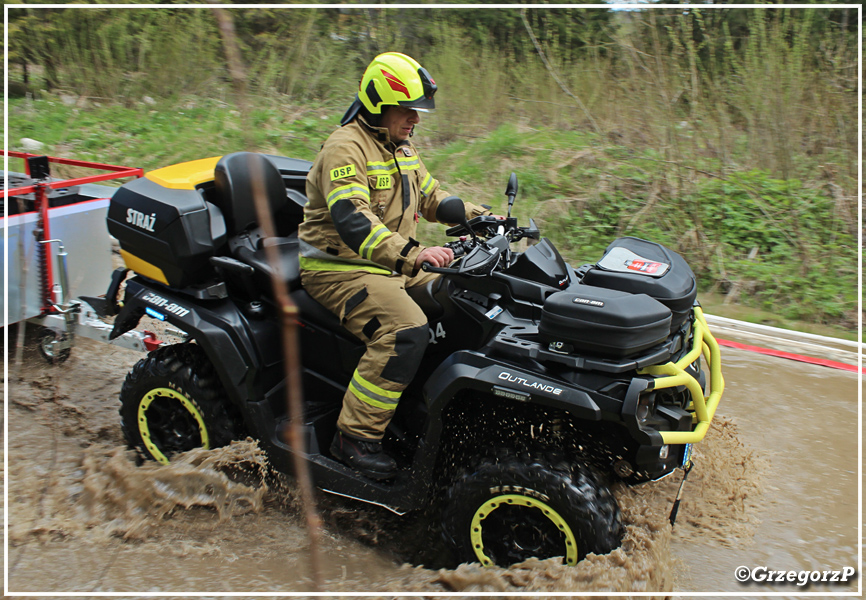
left=299, top=115, right=490, bottom=277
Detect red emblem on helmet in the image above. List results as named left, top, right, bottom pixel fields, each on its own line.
left=382, top=69, right=410, bottom=98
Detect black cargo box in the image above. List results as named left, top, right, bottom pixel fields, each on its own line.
left=539, top=287, right=672, bottom=358
left=581, top=237, right=696, bottom=332
left=108, top=175, right=228, bottom=288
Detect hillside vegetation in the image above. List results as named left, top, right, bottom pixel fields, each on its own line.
left=6, top=5, right=859, bottom=331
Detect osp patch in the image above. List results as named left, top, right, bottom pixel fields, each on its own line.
left=330, top=164, right=357, bottom=181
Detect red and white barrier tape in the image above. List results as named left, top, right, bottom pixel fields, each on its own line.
left=715, top=338, right=863, bottom=374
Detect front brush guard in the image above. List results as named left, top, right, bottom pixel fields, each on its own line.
left=630, top=306, right=725, bottom=445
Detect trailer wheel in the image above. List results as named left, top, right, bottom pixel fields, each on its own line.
left=37, top=327, right=71, bottom=363
left=441, top=450, right=622, bottom=567
left=119, top=343, right=242, bottom=464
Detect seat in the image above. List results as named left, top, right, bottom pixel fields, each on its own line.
left=212, top=152, right=302, bottom=292
left=234, top=234, right=303, bottom=292
left=214, top=152, right=288, bottom=236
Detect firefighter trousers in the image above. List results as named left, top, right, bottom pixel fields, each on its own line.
left=300, top=267, right=439, bottom=440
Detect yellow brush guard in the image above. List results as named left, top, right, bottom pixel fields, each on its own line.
left=638, top=306, right=724, bottom=445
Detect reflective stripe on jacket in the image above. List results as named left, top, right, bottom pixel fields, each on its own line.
left=299, top=115, right=489, bottom=276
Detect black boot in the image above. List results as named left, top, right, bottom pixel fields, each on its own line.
left=330, top=431, right=397, bottom=481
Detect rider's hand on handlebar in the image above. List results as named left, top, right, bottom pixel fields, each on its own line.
left=416, top=246, right=455, bottom=269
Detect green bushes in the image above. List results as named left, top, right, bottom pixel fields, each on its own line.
left=422, top=125, right=857, bottom=326
left=533, top=157, right=857, bottom=325
left=693, top=172, right=856, bottom=322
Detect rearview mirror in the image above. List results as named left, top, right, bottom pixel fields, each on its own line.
left=506, top=172, right=518, bottom=199
left=505, top=172, right=518, bottom=218
left=437, top=195, right=477, bottom=241
left=436, top=195, right=467, bottom=226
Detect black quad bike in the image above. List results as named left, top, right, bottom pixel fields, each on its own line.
left=94, top=152, right=724, bottom=568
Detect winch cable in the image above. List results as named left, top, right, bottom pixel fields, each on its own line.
left=669, top=459, right=693, bottom=527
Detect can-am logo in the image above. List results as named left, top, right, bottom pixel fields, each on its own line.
left=126, top=208, right=156, bottom=232
left=497, top=371, right=563, bottom=395
left=573, top=297, right=604, bottom=308
left=142, top=291, right=190, bottom=318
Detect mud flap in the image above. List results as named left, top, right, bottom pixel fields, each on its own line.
left=81, top=267, right=129, bottom=318
left=109, top=298, right=146, bottom=341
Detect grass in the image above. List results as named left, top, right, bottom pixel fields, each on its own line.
left=697, top=293, right=859, bottom=343
left=8, top=94, right=343, bottom=171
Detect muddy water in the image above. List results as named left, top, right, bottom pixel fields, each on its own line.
left=2, top=331, right=859, bottom=596
left=669, top=343, right=860, bottom=597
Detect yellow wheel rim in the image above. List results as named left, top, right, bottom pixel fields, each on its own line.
left=469, top=494, right=579, bottom=567
left=138, top=387, right=210, bottom=464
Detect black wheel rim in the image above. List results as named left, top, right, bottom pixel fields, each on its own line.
left=137, top=387, right=209, bottom=464
left=471, top=494, right=578, bottom=567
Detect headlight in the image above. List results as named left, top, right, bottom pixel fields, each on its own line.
left=636, top=392, right=656, bottom=423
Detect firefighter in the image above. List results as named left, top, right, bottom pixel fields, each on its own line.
left=299, top=52, right=494, bottom=480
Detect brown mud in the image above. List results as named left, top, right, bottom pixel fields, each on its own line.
left=2, top=330, right=858, bottom=596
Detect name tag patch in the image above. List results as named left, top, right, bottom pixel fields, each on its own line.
left=373, top=175, right=392, bottom=189
left=330, top=164, right=357, bottom=181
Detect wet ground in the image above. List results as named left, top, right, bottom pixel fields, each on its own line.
left=2, top=322, right=860, bottom=597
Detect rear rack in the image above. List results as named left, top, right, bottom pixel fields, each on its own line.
left=2, top=150, right=143, bottom=198
left=639, top=306, right=725, bottom=444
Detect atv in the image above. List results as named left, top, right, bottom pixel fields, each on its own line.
left=95, top=151, right=724, bottom=568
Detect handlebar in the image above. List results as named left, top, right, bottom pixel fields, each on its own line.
left=420, top=262, right=458, bottom=274
left=420, top=177, right=539, bottom=277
